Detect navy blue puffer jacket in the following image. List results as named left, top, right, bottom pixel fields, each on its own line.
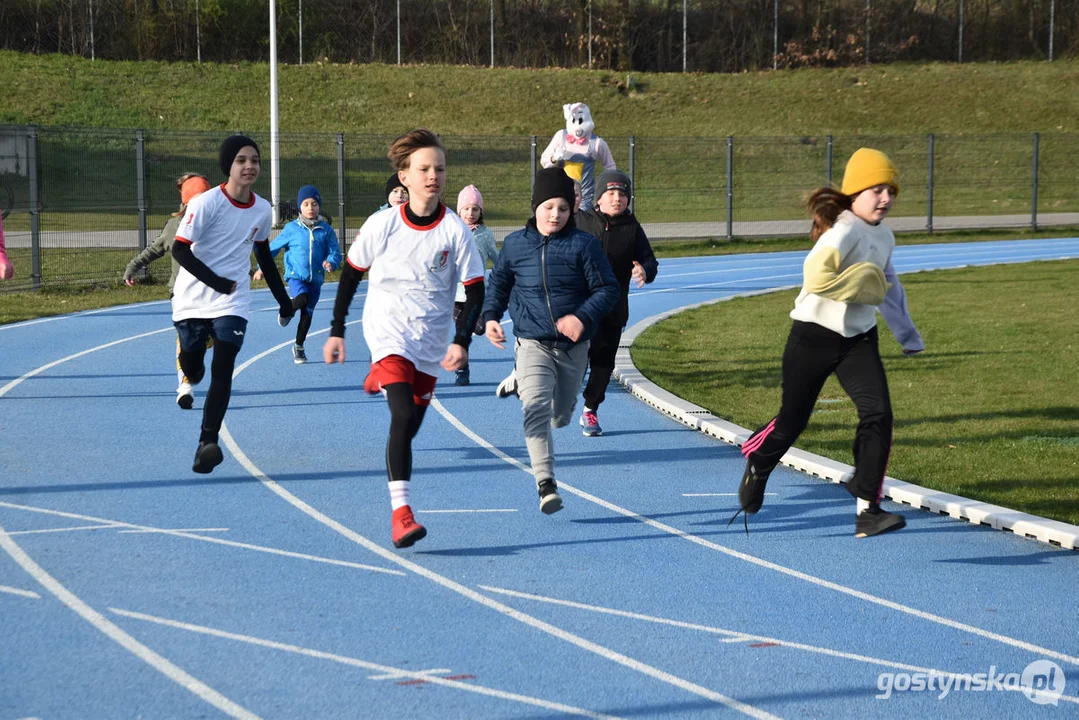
left=483, top=218, right=618, bottom=346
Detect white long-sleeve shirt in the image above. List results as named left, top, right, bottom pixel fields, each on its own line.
left=790, top=210, right=924, bottom=352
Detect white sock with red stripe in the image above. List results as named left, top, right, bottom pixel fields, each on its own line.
left=389, top=481, right=411, bottom=511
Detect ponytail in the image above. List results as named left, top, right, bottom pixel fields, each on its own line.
left=806, top=187, right=852, bottom=242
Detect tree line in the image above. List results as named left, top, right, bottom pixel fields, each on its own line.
left=0, top=0, right=1072, bottom=72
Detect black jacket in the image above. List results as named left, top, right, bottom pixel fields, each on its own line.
left=576, top=208, right=659, bottom=327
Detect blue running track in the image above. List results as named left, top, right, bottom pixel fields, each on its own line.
left=1, top=239, right=1077, bottom=719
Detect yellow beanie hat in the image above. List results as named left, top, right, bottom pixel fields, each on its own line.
left=840, top=148, right=900, bottom=196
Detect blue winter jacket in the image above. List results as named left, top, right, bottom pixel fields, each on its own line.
left=483, top=218, right=619, bottom=347
left=269, top=218, right=342, bottom=284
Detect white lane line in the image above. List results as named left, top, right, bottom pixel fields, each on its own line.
left=221, top=422, right=777, bottom=716
left=419, top=509, right=518, bottom=514
left=0, top=327, right=175, bottom=399
left=0, top=525, right=258, bottom=719
left=478, top=585, right=1079, bottom=705
left=119, top=528, right=230, bottom=534
left=0, top=584, right=41, bottom=599
left=0, top=299, right=173, bottom=331
left=430, top=400, right=1079, bottom=668
left=682, top=493, right=777, bottom=497
left=0, top=501, right=403, bottom=577
left=5, top=524, right=121, bottom=536
left=109, top=607, right=623, bottom=720
left=367, top=668, right=452, bottom=681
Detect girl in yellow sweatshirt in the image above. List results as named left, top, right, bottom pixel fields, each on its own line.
left=734, top=148, right=924, bottom=539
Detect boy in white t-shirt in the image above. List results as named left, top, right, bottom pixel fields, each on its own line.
left=323, top=129, right=485, bottom=549
left=171, top=135, right=295, bottom=474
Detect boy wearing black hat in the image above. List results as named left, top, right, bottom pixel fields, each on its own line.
left=378, top=173, right=409, bottom=211
left=575, top=168, right=659, bottom=436
left=170, top=134, right=295, bottom=473
left=483, top=167, right=619, bottom=513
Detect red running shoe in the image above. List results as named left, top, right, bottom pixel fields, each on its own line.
left=391, top=505, right=427, bottom=549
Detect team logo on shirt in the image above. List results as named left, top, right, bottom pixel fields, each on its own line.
left=244, top=227, right=260, bottom=245
left=430, top=249, right=450, bottom=272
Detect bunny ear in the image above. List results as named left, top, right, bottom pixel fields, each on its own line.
left=562, top=103, right=575, bottom=120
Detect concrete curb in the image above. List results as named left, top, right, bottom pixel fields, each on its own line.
left=614, top=291, right=1079, bottom=551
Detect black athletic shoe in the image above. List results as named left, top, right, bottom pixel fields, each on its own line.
left=192, top=441, right=224, bottom=474
left=727, top=459, right=773, bottom=535
left=855, top=504, right=906, bottom=538
left=537, top=478, right=563, bottom=514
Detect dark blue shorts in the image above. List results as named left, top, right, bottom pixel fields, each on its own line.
left=174, top=315, right=249, bottom=352
left=287, top=278, right=322, bottom=310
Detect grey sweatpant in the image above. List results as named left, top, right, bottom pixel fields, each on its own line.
left=515, top=337, right=590, bottom=486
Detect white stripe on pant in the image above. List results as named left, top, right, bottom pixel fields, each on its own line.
left=514, top=338, right=590, bottom=487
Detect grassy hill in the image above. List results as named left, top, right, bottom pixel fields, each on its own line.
left=2, top=50, right=1078, bottom=136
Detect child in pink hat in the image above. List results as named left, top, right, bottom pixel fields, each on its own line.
left=452, top=184, right=499, bottom=385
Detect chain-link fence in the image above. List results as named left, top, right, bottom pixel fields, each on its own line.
left=1, top=124, right=1077, bottom=292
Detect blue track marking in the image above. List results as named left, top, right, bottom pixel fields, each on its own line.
left=1, top=239, right=1077, bottom=718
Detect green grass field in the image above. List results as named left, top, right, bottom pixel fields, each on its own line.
left=631, top=259, right=1079, bottom=526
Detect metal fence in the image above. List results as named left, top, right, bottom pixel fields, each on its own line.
left=1, top=124, right=1077, bottom=292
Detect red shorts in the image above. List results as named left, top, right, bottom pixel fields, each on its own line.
left=363, top=355, right=438, bottom=406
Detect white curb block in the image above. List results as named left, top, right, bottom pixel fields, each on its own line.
left=615, top=296, right=1079, bottom=551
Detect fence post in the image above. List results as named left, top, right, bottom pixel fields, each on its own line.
left=628, top=136, right=636, bottom=213
left=726, top=136, right=734, bottom=241
left=336, top=132, right=347, bottom=245
left=529, top=135, right=537, bottom=199
left=27, top=127, right=41, bottom=289
left=826, top=135, right=833, bottom=186
left=1031, top=132, right=1040, bottom=231
left=927, top=133, right=935, bottom=233
left=136, top=129, right=148, bottom=260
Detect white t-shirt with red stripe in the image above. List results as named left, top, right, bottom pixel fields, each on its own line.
left=348, top=203, right=484, bottom=376
left=171, top=184, right=272, bottom=322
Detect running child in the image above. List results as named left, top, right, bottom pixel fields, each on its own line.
left=575, top=168, right=658, bottom=436
left=483, top=167, right=618, bottom=514
left=260, top=184, right=342, bottom=364
left=733, top=148, right=925, bottom=538
left=171, top=135, right=295, bottom=474
left=323, top=129, right=485, bottom=549
left=124, top=172, right=213, bottom=408
left=0, top=212, right=12, bottom=280
left=452, top=184, right=499, bottom=386
left=379, top=173, right=409, bottom=210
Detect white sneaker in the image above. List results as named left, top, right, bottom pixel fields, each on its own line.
left=176, top=382, right=194, bottom=410
left=495, top=370, right=518, bottom=398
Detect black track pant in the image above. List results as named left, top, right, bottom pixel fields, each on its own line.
left=178, top=336, right=242, bottom=445
left=582, top=317, right=624, bottom=411
left=742, top=321, right=893, bottom=502
left=384, top=383, right=428, bottom=482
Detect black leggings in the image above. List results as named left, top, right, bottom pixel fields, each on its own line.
left=582, top=317, right=624, bottom=410
left=293, top=293, right=313, bottom=346
left=384, top=383, right=428, bottom=482
left=178, top=339, right=242, bottom=445
left=742, top=321, right=893, bottom=502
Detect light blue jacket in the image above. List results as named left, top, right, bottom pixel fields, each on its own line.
left=270, top=218, right=342, bottom=284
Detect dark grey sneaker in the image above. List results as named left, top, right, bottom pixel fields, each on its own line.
left=292, top=345, right=307, bottom=364
left=537, top=478, right=563, bottom=514
left=856, top=504, right=906, bottom=538
left=727, top=459, right=774, bottom=534
left=454, top=367, right=470, bottom=386
left=737, top=459, right=772, bottom=515
left=192, top=441, right=224, bottom=474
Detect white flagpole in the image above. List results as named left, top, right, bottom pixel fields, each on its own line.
left=269, top=0, right=281, bottom=225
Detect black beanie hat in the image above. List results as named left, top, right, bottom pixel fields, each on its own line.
left=596, top=168, right=631, bottom=198
left=531, top=167, right=576, bottom=212
left=219, top=135, right=260, bottom=177
left=385, top=173, right=406, bottom=203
